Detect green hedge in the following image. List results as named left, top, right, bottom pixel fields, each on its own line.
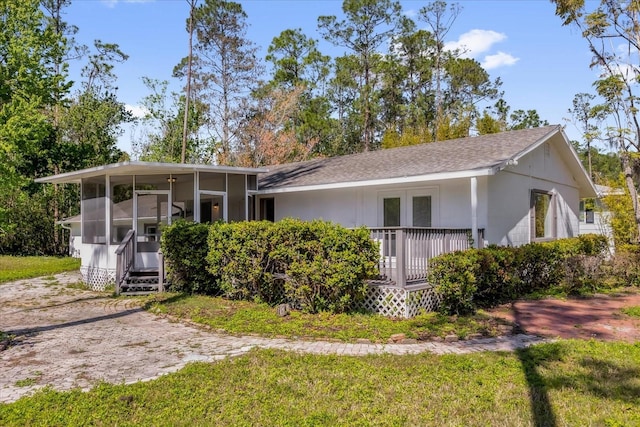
left=161, top=220, right=220, bottom=295
left=428, top=234, right=610, bottom=315
left=207, top=218, right=379, bottom=313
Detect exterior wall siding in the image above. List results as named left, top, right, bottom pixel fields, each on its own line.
left=266, top=178, right=489, bottom=232
left=487, top=142, right=581, bottom=246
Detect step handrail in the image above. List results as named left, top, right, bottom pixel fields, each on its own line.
left=115, top=229, right=135, bottom=296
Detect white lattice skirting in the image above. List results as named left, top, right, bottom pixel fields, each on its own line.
left=359, top=283, right=441, bottom=318
left=80, top=266, right=116, bottom=291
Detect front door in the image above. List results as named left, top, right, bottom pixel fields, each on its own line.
left=134, top=190, right=171, bottom=269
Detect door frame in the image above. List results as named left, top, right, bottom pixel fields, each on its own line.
left=199, top=190, right=227, bottom=223
left=133, top=190, right=171, bottom=259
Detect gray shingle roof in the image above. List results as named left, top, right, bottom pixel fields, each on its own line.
left=259, top=125, right=562, bottom=190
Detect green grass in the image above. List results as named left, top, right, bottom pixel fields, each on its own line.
left=145, top=294, right=511, bottom=342
left=621, top=306, right=640, bottom=318
left=1, top=340, right=639, bottom=426
left=0, top=256, right=80, bottom=284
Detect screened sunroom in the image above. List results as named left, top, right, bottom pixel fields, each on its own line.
left=36, top=162, right=265, bottom=291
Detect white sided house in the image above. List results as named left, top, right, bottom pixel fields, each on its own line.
left=254, top=125, right=597, bottom=315
left=37, top=125, right=597, bottom=317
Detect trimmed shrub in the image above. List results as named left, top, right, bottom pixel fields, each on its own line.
left=601, top=250, right=640, bottom=288
left=540, top=233, right=609, bottom=257
left=207, top=221, right=279, bottom=303
left=427, top=250, right=479, bottom=315
left=429, top=235, right=610, bottom=315
left=473, top=245, right=521, bottom=307
left=161, top=220, right=220, bottom=295
left=207, top=218, right=379, bottom=313
left=273, top=219, right=379, bottom=313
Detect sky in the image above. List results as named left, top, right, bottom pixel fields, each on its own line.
left=63, top=0, right=601, bottom=155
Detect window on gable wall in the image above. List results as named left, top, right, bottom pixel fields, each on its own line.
left=531, top=190, right=555, bottom=241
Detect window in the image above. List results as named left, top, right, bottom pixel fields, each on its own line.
left=200, top=194, right=224, bottom=224
left=585, top=210, right=595, bottom=224
left=412, top=196, right=432, bottom=227
left=383, top=197, right=401, bottom=227
left=531, top=191, right=555, bottom=240
left=82, top=178, right=106, bottom=244
left=379, top=190, right=437, bottom=228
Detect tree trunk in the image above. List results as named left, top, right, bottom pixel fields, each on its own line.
left=621, top=152, right=640, bottom=242
left=181, top=0, right=196, bottom=164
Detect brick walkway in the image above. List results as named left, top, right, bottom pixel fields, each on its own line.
left=0, top=272, right=547, bottom=404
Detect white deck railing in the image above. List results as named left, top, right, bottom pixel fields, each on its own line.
left=114, top=229, right=135, bottom=295
left=369, top=227, right=484, bottom=286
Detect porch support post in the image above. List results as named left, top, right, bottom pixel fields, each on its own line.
left=194, top=172, right=200, bottom=223
left=396, top=228, right=406, bottom=287
left=105, top=175, right=111, bottom=269
left=470, top=176, right=479, bottom=249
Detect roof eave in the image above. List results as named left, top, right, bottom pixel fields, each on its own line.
left=501, top=125, right=598, bottom=199
left=258, top=168, right=495, bottom=194
left=35, top=161, right=268, bottom=185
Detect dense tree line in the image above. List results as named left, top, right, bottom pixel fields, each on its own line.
left=0, top=0, right=130, bottom=254
left=1, top=0, right=552, bottom=255
left=138, top=0, right=548, bottom=166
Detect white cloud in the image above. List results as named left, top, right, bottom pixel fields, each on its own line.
left=403, top=9, right=418, bottom=19
left=126, top=104, right=149, bottom=119
left=443, top=29, right=519, bottom=70
left=482, top=51, right=520, bottom=70
left=444, top=29, right=506, bottom=58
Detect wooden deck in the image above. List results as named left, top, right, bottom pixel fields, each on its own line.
left=369, top=227, right=484, bottom=287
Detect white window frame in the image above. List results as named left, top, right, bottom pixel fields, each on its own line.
left=530, top=189, right=556, bottom=242
left=378, top=187, right=439, bottom=227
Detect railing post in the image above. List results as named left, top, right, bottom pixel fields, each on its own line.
left=158, top=250, right=164, bottom=292
left=115, top=255, right=121, bottom=296
left=396, top=229, right=406, bottom=287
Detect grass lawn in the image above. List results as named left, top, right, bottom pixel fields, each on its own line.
left=145, top=293, right=511, bottom=342
left=1, top=340, right=639, bottom=426
left=0, top=256, right=80, bottom=284
left=622, top=306, right=640, bottom=318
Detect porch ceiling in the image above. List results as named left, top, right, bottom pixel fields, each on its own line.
left=35, top=161, right=267, bottom=185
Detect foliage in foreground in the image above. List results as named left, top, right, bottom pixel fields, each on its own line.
left=1, top=341, right=639, bottom=426
left=0, top=256, right=80, bottom=284
left=162, top=219, right=379, bottom=314
left=429, top=234, right=611, bottom=315
left=161, top=221, right=218, bottom=295
left=146, top=293, right=506, bottom=342
left=208, top=219, right=379, bottom=313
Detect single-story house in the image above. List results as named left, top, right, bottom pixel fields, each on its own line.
left=36, top=124, right=598, bottom=316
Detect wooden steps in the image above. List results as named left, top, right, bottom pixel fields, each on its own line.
left=119, top=270, right=162, bottom=295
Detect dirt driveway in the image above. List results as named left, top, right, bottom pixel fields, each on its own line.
left=488, top=291, right=640, bottom=342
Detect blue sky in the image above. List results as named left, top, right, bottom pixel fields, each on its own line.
left=64, top=0, right=600, bottom=154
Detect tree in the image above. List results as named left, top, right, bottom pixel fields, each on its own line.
left=264, top=28, right=334, bottom=156
left=133, top=77, right=207, bottom=163
left=0, top=0, right=65, bottom=239
left=187, top=0, right=262, bottom=165
left=567, top=92, right=607, bottom=178
left=180, top=0, right=198, bottom=163
left=477, top=99, right=547, bottom=135
left=553, top=0, right=640, bottom=241
left=417, top=0, right=460, bottom=141
left=235, top=85, right=316, bottom=167
left=380, top=18, right=435, bottom=145
left=319, top=0, right=402, bottom=152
